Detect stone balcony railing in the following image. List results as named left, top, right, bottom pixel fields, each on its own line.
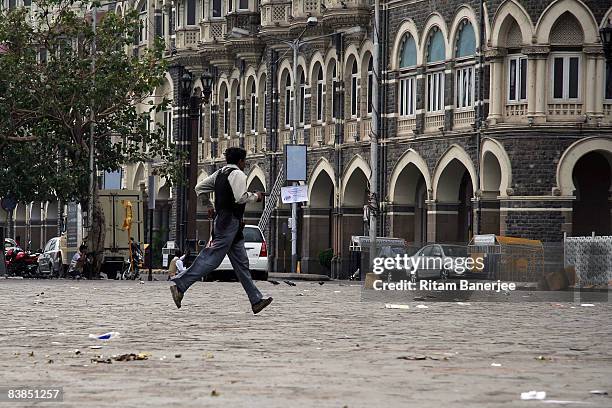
left=424, top=112, right=445, bottom=131
left=397, top=116, right=416, bottom=136
left=175, top=27, right=200, bottom=49
left=257, top=132, right=266, bottom=152
left=201, top=20, right=227, bottom=43
left=360, top=118, right=371, bottom=141
left=293, top=0, right=321, bottom=18
left=604, top=103, right=611, bottom=122
left=311, top=125, right=324, bottom=147
left=345, top=119, right=358, bottom=142
left=325, top=123, right=336, bottom=145
left=504, top=103, right=528, bottom=121
left=245, top=132, right=257, bottom=154
left=454, top=109, right=475, bottom=128
left=547, top=103, right=583, bottom=120
left=260, top=0, right=291, bottom=27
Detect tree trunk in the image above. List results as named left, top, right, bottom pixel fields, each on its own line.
left=88, top=183, right=105, bottom=278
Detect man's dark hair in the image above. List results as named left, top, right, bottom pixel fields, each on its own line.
left=225, top=147, right=247, bottom=165
left=174, top=249, right=183, bottom=257
left=79, top=244, right=88, bottom=252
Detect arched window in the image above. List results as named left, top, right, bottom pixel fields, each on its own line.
left=186, top=0, right=196, bottom=25
left=299, top=71, right=305, bottom=125
left=250, top=82, right=256, bottom=133
left=550, top=13, right=583, bottom=102
left=351, top=61, right=358, bottom=117
left=235, top=85, right=241, bottom=135
left=455, top=21, right=476, bottom=109
left=262, top=79, right=268, bottom=130
left=316, top=68, right=324, bottom=122
left=332, top=63, right=338, bottom=120
left=285, top=75, right=291, bottom=128
left=399, top=34, right=417, bottom=68
left=223, top=88, right=229, bottom=136
left=367, top=58, right=373, bottom=115
left=427, top=29, right=445, bottom=63
left=426, top=28, right=446, bottom=113
left=505, top=19, right=527, bottom=103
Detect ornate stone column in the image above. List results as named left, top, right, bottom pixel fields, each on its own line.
left=485, top=48, right=506, bottom=124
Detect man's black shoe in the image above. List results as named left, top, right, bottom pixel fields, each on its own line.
left=252, top=297, right=273, bottom=315
left=170, top=284, right=183, bottom=309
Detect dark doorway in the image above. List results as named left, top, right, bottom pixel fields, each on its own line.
left=572, top=152, right=611, bottom=236
left=457, top=171, right=474, bottom=243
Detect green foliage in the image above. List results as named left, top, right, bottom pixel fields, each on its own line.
left=0, top=0, right=181, bottom=203
left=318, top=248, right=334, bottom=269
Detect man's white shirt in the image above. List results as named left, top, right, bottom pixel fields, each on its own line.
left=194, top=164, right=258, bottom=206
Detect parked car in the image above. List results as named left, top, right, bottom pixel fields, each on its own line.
left=37, top=237, right=69, bottom=278
left=408, top=244, right=471, bottom=281
left=203, top=225, right=269, bottom=281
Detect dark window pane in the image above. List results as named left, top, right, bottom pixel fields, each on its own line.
left=212, top=0, right=221, bottom=17
left=367, top=73, right=373, bottom=113
left=187, top=0, right=196, bottom=25
left=243, top=227, right=263, bottom=242
left=509, top=59, right=516, bottom=101
left=553, top=57, right=564, bottom=99
left=568, top=57, right=579, bottom=98
left=519, top=58, right=527, bottom=100
left=239, top=0, right=248, bottom=9
left=24, top=0, right=31, bottom=6
left=9, top=0, right=16, bottom=9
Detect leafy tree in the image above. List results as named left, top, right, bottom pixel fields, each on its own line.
left=0, top=0, right=180, bottom=274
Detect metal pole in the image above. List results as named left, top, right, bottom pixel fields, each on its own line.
left=148, top=206, right=153, bottom=281
left=89, top=6, right=96, bottom=229
left=291, top=41, right=299, bottom=273
left=369, top=0, right=380, bottom=274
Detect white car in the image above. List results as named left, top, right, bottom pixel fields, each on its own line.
left=37, top=237, right=69, bottom=278
left=205, top=225, right=269, bottom=281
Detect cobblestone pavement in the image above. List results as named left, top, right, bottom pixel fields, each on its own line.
left=0, top=279, right=611, bottom=408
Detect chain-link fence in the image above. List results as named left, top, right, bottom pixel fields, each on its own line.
left=564, top=235, right=612, bottom=287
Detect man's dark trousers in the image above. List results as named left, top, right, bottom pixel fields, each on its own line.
left=171, top=211, right=263, bottom=305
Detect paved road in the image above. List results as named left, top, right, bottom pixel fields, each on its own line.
left=0, top=279, right=611, bottom=408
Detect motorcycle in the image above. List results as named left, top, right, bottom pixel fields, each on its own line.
left=5, top=247, right=39, bottom=278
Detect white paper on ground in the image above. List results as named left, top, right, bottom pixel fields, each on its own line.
left=521, top=391, right=546, bottom=400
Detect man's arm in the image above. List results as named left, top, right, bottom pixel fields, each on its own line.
left=195, top=170, right=218, bottom=206
left=228, top=170, right=259, bottom=204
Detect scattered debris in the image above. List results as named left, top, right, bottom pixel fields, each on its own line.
left=269, top=280, right=280, bottom=285
left=456, top=302, right=471, bottom=306
left=569, top=347, right=588, bottom=351
left=174, top=354, right=181, bottom=358
left=47, top=359, right=54, bottom=364
left=296, top=293, right=304, bottom=296
left=580, top=304, right=595, bottom=307
left=51, top=341, right=61, bottom=345
left=415, top=305, right=429, bottom=309
left=112, top=353, right=150, bottom=362
left=491, top=363, right=502, bottom=367
left=28, top=351, right=34, bottom=357
left=521, top=391, right=546, bottom=400
left=139, top=281, right=145, bottom=284
left=589, top=390, right=608, bottom=396
left=333, top=290, right=341, bottom=293
left=89, top=332, right=120, bottom=341
left=536, top=355, right=551, bottom=361
left=397, top=355, right=448, bottom=361
left=318, top=281, right=325, bottom=285
left=385, top=304, right=410, bottom=310
left=205, top=352, right=214, bottom=359
left=283, top=280, right=296, bottom=286
left=91, top=356, right=112, bottom=364
left=210, top=389, right=220, bottom=397
left=89, top=345, right=103, bottom=350
left=75, top=349, right=81, bottom=355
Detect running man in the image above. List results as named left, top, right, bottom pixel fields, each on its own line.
left=170, top=147, right=273, bottom=314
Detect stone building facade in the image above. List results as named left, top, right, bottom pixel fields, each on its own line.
left=118, top=0, right=612, bottom=276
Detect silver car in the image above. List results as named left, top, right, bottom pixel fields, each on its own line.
left=37, top=237, right=67, bottom=278
left=409, top=244, right=470, bottom=281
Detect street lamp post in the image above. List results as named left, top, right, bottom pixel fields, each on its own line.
left=179, top=71, right=193, bottom=251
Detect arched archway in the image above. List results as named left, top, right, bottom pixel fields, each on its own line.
left=303, top=162, right=336, bottom=275
left=572, top=152, right=611, bottom=236
left=388, top=150, right=432, bottom=245
left=433, top=146, right=476, bottom=243
left=480, top=139, right=513, bottom=235
left=132, top=163, right=145, bottom=190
